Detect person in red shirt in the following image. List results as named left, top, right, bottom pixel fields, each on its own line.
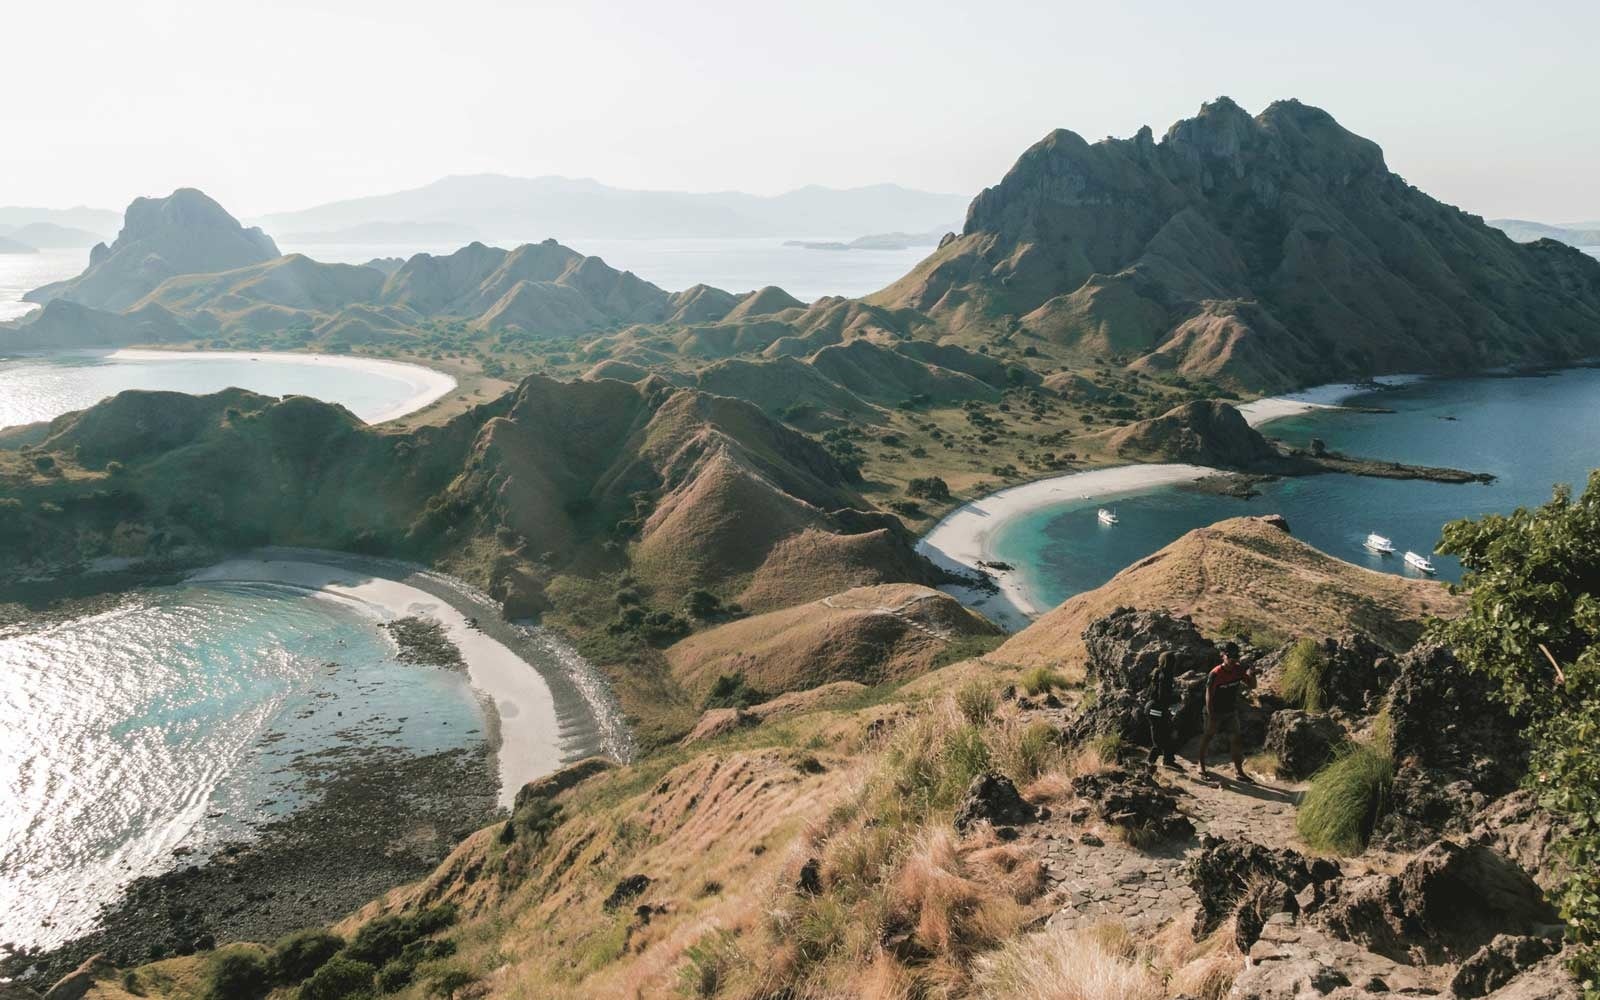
left=1198, top=641, right=1256, bottom=782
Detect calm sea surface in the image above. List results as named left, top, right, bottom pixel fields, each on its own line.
left=0, top=581, right=487, bottom=952
left=991, top=367, right=1600, bottom=610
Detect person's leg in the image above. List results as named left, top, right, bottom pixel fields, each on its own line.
left=1198, top=712, right=1217, bottom=775
left=1146, top=712, right=1160, bottom=763
left=1230, top=713, right=1248, bottom=779
left=1161, top=714, right=1177, bottom=765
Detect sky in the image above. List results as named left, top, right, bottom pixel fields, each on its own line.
left=3, top=0, right=1597, bottom=222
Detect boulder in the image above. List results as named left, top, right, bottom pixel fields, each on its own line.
left=603, top=874, right=652, bottom=911
left=1235, top=915, right=1441, bottom=1000
left=1374, top=643, right=1527, bottom=848
left=1071, top=767, right=1193, bottom=843
left=1451, top=934, right=1561, bottom=998
left=1466, top=790, right=1569, bottom=892
left=1481, top=954, right=1583, bottom=1000
left=1264, top=709, right=1344, bottom=778
left=953, top=771, right=1037, bottom=833
left=1070, top=608, right=1219, bottom=746
left=1184, top=836, right=1340, bottom=937
left=1316, top=840, right=1558, bottom=963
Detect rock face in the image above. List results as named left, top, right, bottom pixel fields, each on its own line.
left=24, top=188, right=280, bottom=310
left=1375, top=643, right=1525, bottom=848
left=1265, top=709, right=1343, bottom=778
left=872, top=96, right=1600, bottom=390
left=953, top=771, right=1037, bottom=832
left=1452, top=934, right=1562, bottom=998
left=1315, top=840, right=1558, bottom=964
left=1070, top=608, right=1219, bottom=746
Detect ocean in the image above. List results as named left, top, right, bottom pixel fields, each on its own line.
left=989, top=367, right=1600, bottom=611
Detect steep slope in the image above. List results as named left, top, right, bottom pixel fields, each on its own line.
left=808, top=338, right=999, bottom=404
left=666, top=583, right=1000, bottom=696
left=25, top=189, right=280, bottom=310
left=1102, top=399, right=1281, bottom=467
left=996, top=515, right=1462, bottom=669
left=134, top=255, right=386, bottom=332
left=872, top=97, right=1600, bottom=390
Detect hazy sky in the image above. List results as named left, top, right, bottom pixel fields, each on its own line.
left=4, top=0, right=1597, bottom=222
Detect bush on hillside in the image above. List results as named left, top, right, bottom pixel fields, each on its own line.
left=342, top=904, right=458, bottom=968
left=1279, top=638, right=1329, bottom=712
left=203, top=946, right=270, bottom=1000
left=703, top=672, right=767, bottom=710
left=267, top=928, right=344, bottom=984
left=1296, top=742, right=1394, bottom=855
left=1019, top=665, right=1069, bottom=696
left=297, top=956, right=376, bottom=1000
left=1430, top=470, right=1600, bottom=984
left=907, top=476, right=951, bottom=501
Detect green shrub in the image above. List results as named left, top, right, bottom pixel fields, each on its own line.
left=1296, top=742, right=1394, bottom=855
left=425, top=967, right=479, bottom=999
left=1279, top=638, right=1329, bottom=712
left=203, top=946, right=270, bottom=1000
left=343, top=904, right=458, bottom=967
left=940, top=724, right=993, bottom=803
left=1019, top=665, right=1069, bottom=696
left=298, top=956, right=376, bottom=1000
left=954, top=679, right=998, bottom=725
left=703, top=672, right=766, bottom=711
left=677, top=930, right=741, bottom=997
left=268, top=928, right=344, bottom=984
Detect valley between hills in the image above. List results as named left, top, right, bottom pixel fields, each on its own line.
left=2, top=97, right=1599, bottom=1000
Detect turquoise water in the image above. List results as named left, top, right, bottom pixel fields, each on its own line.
left=0, top=352, right=444, bottom=429
left=0, top=580, right=487, bottom=951
left=992, top=367, right=1600, bottom=610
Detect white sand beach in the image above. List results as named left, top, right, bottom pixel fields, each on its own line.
left=916, top=464, right=1216, bottom=631
left=108, top=349, right=457, bottom=423
left=189, top=557, right=564, bottom=807
left=1236, top=374, right=1424, bottom=427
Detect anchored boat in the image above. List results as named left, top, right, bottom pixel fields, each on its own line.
left=1097, top=508, right=1118, bottom=525
left=1404, top=551, right=1436, bottom=574
left=1365, top=532, right=1395, bottom=554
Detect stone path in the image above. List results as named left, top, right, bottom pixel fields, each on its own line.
left=1027, top=759, right=1309, bottom=932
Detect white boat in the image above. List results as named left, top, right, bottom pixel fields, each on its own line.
left=1364, top=532, right=1395, bottom=554
left=1097, top=508, right=1118, bottom=525
left=1404, top=551, right=1436, bottom=574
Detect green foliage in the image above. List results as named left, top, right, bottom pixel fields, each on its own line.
left=342, top=904, right=458, bottom=968
left=906, top=476, right=951, bottom=501
left=297, top=956, right=376, bottom=1000
left=955, top=679, right=998, bottom=725
left=677, top=930, right=741, bottom=997
left=268, top=928, right=345, bottom=984
left=501, top=795, right=562, bottom=847
left=1296, top=742, right=1394, bottom=856
left=1019, top=664, right=1069, bottom=696
left=1429, top=472, right=1600, bottom=988
left=1279, top=638, right=1330, bottom=712
left=703, top=671, right=767, bottom=711
left=425, top=967, right=480, bottom=999
left=929, top=634, right=1004, bottom=671
left=203, top=946, right=270, bottom=1000
left=684, top=589, right=723, bottom=619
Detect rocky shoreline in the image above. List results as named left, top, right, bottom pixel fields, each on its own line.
left=1, top=738, right=500, bottom=986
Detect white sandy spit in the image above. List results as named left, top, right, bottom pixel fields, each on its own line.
left=916, top=464, right=1216, bottom=631
left=189, top=557, right=563, bottom=807
left=1236, top=374, right=1424, bottom=427
left=108, top=349, right=457, bottom=424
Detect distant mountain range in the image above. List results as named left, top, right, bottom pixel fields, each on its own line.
left=1490, top=218, right=1600, bottom=248
left=0, top=206, right=119, bottom=243
left=255, top=176, right=968, bottom=241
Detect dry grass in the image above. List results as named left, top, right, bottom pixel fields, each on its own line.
left=972, top=923, right=1164, bottom=1000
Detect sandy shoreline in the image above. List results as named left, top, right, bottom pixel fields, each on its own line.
left=919, top=378, right=1423, bottom=630
left=104, top=349, right=458, bottom=423
left=188, top=557, right=564, bottom=807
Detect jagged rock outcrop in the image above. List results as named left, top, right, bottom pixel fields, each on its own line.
left=1374, top=643, right=1526, bottom=848
left=953, top=771, right=1038, bottom=832
left=1183, top=836, right=1340, bottom=938
left=871, top=97, right=1600, bottom=390
left=1452, top=934, right=1563, bottom=998
left=24, top=189, right=279, bottom=310
left=1070, top=767, right=1193, bottom=842
left=1067, top=608, right=1217, bottom=745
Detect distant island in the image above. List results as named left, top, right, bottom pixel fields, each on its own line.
left=1491, top=217, right=1600, bottom=248
left=0, top=234, right=36, bottom=254
left=280, top=220, right=480, bottom=245
left=784, top=229, right=953, bottom=251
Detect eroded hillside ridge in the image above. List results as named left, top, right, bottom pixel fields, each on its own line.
left=872, top=97, right=1600, bottom=390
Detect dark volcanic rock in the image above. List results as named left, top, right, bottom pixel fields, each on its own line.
left=1070, top=608, right=1219, bottom=746
left=953, top=771, right=1038, bottom=832
left=1264, top=709, right=1343, bottom=778
left=1184, top=835, right=1340, bottom=937
left=603, top=874, right=652, bottom=911
left=1317, top=840, right=1558, bottom=963
left=1071, top=767, right=1194, bottom=843
left=1374, top=643, right=1526, bottom=848
left=1451, top=934, right=1561, bottom=998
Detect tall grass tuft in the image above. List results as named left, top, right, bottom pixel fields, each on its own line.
left=1296, top=741, right=1394, bottom=855
left=972, top=923, right=1163, bottom=1000
left=1279, top=638, right=1329, bottom=712
left=955, top=680, right=998, bottom=725
left=1019, top=665, right=1069, bottom=696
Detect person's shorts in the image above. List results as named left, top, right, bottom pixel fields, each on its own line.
left=1206, top=707, right=1240, bottom=738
